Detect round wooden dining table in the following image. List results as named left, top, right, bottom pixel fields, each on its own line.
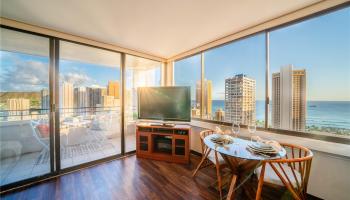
left=204, top=134, right=286, bottom=200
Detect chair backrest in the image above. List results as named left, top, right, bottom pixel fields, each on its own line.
left=266, top=143, right=313, bottom=200
left=31, top=121, right=50, bottom=150
left=199, top=129, right=214, bottom=155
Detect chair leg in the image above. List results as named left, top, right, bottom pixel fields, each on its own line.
left=214, top=151, right=223, bottom=200
left=192, top=149, right=211, bottom=177
left=226, top=174, right=237, bottom=200
left=255, top=163, right=266, bottom=200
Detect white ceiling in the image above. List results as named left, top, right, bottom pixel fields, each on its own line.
left=0, top=28, right=160, bottom=69
left=1, top=0, right=321, bottom=59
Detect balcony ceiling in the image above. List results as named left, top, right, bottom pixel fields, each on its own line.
left=1, top=0, right=321, bottom=59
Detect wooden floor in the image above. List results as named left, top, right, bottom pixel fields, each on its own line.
left=1, top=155, right=321, bottom=200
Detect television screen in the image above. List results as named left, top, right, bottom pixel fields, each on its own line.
left=138, top=86, right=191, bottom=122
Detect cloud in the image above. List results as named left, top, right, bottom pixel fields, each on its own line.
left=0, top=59, right=49, bottom=92
left=60, top=72, right=93, bottom=86
left=0, top=53, right=97, bottom=92
left=90, top=84, right=106, bottom=88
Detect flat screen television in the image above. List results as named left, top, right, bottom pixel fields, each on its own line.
left=138, top=86, right=191, bottom=122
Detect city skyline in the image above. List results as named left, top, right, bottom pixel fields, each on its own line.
left=59, top=80, right=120, bottom=108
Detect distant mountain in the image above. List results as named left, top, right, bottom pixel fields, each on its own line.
left=0, top=92, right=41, bottom=103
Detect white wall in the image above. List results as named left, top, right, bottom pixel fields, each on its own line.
left=190, top=120, right=350, bottom=200
left=308, top=151, right=350, bottom=200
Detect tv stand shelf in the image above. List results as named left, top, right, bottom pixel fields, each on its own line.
left=136, top=123, right=191, bottom=164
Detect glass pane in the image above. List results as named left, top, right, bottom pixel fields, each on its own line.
left=203, top=33, right=266, bottom=127
left=125, top=55, right=161, bottom=152
left=59, top=41, right=121, bottom=168
left=269, top=7, right=350, bottom=138
left=0, top=28, right=50, bottom=185
left=174, top=55, right=201, bottom=118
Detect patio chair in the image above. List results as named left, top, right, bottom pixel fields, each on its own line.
left=255, top=143, right=313, bottom=200
left=192, top=129, right=228, bottom=199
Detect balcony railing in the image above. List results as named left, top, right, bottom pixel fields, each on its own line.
left=0, top=106, right=122, bottom=121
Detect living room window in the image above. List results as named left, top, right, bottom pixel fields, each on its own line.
left=268, top=6, right=350, bottom=139
left=59, top=41, right=122, bottom=168
left=0, top=27, right=51, bottom=185
left=174, top=6, right=350, bottom=143
left=202, top=33, right=266, bottom=127
left=124, top=54, right=162, bottom=152
left=174, top=54, right=201, bottom=118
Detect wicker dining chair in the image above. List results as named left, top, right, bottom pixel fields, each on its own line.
left=192, top=129, right=227, bottom=199
left=255, top=143, right=313, bottom=200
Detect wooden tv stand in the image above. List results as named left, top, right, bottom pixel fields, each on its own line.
left=136, top=123, right=191, bottom=164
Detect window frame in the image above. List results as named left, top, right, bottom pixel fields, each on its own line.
left=0, top=25, right=164, bottom=192
left=173, top=4, right=350, bottom=145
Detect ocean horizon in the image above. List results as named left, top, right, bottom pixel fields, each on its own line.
left=192, top=100, right=350, bottom=129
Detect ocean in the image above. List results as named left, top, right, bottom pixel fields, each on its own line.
left=206, top=100, right=350, bottom=129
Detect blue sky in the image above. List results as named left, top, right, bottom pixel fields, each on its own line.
left=0, top=52, right=49, bottom=91
left=0, top=51, right=120, bottom=91
left=175, top=6, right=350, bottom=101
left=60, top=60, right=120, bottom=88
left=1, top=7, right=349, bottom=101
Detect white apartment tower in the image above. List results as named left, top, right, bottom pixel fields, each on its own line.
left=225, top=74, right=256, bottom=125
left=60, top=82, right=74, bottom=115
left=7, top=98, right=30, bottom=116
left=101, top=95, right=119, bottom=111
left=272, top=65, right=306, bottom=131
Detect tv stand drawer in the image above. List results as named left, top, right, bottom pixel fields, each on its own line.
left=174, top=130, right=188, bottom=135
left=136, top=124, right=191, bottom=164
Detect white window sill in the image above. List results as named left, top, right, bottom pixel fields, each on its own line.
left=191, top=120, right=350, bottom=159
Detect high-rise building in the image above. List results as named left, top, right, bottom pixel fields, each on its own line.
left=225, top=74, right=256, bottom=125
left=191, top=107, right=200, bottom=117
left=204, top=80, right=212, bottom=118
left=107, top=80, right=120, bottom=99
left=215, top=108, right=225, bottom=121
left=7, top=98, right=30, bottom=116
left=272, top=65, right=306, bottom=131
left=60, top=82, right=74, bottom=115
left=196, top=79, right=212, bottom=118
left=196, top=81, right=201, bottom=109
left=41, top=88, right=49, bottom=113
left=101, top=95, right=119, bottom=109
left=74, top=87, right=88, bottom=108
left=87, top=87, right=107, bottom=108
left=74, top=87, right=88, bottom=114
left=101, top=88, right=107, bottom=96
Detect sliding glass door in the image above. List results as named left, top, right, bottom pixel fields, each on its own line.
left=124, top=55, right=161, bottom=152
left=59, top=41, right=122, bottom=168
left=0, top=28, right=51, bottom=185
left=0, top=27, right=163, bottom=188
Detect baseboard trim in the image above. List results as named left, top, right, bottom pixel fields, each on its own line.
left=190, top=150, right=202, bottom=157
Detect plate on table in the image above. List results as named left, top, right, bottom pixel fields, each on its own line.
left=247, top=142, right=280, bottom=155
left=210, top=135, right=234, bottom=145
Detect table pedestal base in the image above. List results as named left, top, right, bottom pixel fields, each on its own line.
left=221, top=154, right=261, bottom=200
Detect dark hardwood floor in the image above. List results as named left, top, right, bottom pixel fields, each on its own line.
left=1, top=155, right=218, bottom=200
left=1, top=154, right=322, bottom=200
